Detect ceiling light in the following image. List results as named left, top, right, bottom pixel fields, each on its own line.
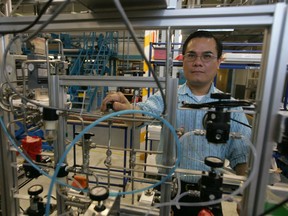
left=197, top=29, right=234, bottom=32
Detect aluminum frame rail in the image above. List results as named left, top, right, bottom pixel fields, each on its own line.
left=0, top=37, right=19, bottom=216
left=0, top=4, right=280, bottom=32
left=58, top=75, right=167, bottom=88
left=241, top=5, right=288, bottom=216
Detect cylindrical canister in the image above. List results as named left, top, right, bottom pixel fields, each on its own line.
left=21, top=136, right=42, bottom=161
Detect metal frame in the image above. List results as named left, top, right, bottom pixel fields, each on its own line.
left=0, top=35, right=19, bottom=216
left=0, top=3, right=287, bottom=216
left=52, top=75, right=173, bottom=215
left=242, top=5, right=288, bottom=216
left=0, top=4, right=279, bottom=32
left=58, top=76, right=167, bottom=88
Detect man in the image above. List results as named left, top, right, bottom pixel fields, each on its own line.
left=101, top=31, right=251, bottom=215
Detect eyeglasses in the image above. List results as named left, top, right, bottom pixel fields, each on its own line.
left=183, top=52, right=217, bottom=62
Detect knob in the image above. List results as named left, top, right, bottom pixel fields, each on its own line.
left=210, top=93, right=231, bottom=100
left=75, top=132, right=94, bottom=140
left=106, top=102, right=114, bottom=111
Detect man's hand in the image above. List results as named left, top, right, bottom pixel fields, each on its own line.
left=235, top=163, right=247, bottom=176
left=101, top=92, right=133, bottom=112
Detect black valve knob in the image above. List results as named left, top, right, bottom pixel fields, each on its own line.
left=75, top=132, right=95, bottom=140
left=106, top=102, right=114, bottom=111
left=210, top=93, right=231, bottom=100
left=56, top=163, right=69, bottom=178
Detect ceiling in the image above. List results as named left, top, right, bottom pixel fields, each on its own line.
left=2, top=0, right=279, bottom=50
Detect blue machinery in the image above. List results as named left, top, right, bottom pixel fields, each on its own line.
left=63, top=32, right=118, bottom=111
left=0, top=2, right=288, bottom=216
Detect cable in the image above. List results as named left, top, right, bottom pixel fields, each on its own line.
left=113, top=0, right=167, bottom=115
left=19, top=205, right=25, bottom=213
left=45, top=109, right=181, bottom=215
left=258, top=196, right=288, bottom=216
left=0, top=0, right=53, bottom=35
left=231, top=118, right=252, bottom=128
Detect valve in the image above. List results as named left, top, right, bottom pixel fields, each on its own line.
left=75, top=132, right=95, bottom=148
left=25, top=184, right=45, bottom=216
left=199, top=156, right=224, bottom=215
left=181, top=92, right=252, bottom=144
left=205, top=93, right=231, bottom=144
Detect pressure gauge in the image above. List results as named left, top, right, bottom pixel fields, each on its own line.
left=28, top=63, right=35, bottom=71
left=204, top=156, right=224, bottom=168
left=89, top=186, right=109, bottom=202
left=28, top=184, right=43, bottom=196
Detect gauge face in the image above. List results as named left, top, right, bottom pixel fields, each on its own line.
left=205, top=156, right=224, bottom=168
left=28, top=184, right=43, bottom=195
left=28, top=63, right=35, bottom=71
left=91, top=186, right=108, bottom=196
left=89, top=186, right=109, bottom=201
left=206, top=156, right=222, bottom=164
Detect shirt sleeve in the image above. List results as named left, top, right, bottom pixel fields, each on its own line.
left=137, top=91, right=164, bottom=116
left=227, top=107, right=251, bottom=169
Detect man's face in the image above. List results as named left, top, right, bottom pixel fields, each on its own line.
left=183, top=37, right=222, bottom=90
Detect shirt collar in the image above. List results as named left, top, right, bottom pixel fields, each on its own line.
left=179, top=82, right=216, bottom=97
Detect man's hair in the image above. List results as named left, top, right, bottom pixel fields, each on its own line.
left=182, top=31, right=223, bottom=58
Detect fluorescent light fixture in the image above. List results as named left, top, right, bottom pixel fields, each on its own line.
left=197, top=29, right=234, bottom=32
left=223, top=53, right=262, bottom=63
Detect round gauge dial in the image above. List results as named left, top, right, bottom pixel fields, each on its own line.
left=28, top=63, right=35, bottom=71
left=89, top=186, right=109, bottom=201
left=28, top=184, right=43, bottom=196
left=205, top=156, right=224, bottom=168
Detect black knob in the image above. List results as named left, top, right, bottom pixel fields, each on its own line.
left=56, top=163, right=69, bottom=178
left=210, top=93, right=231, bottom=100
left=28, top=184, right=43, bottom=196
left=106, top=102, right=114, bottom=111
left=75, top=132, right=95, bottom=140
left=42, top=108, right=58, bottom=121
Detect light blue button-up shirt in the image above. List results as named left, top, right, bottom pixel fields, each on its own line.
left=137, top=83, right=251, bottom=183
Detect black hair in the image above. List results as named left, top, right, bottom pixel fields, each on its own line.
left=182, top=31, right=223, bottom=59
